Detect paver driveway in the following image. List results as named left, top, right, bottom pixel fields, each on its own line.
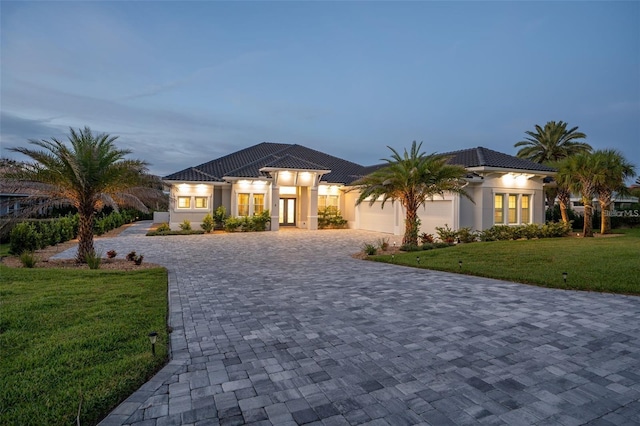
left=57, top=222, right=640, bottom=425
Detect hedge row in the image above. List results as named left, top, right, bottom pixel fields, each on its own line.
left=8, top=210, right=140, bottom=255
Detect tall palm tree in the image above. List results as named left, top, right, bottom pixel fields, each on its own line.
left=4, top=127, right=158, bottom=262
left=591, top=150, right=636, bottom=234
left=514, top=120, right=591, bottom=223
left=558, top=152, right=600, bottom=237
left=352, top=141, right=471, bottom=246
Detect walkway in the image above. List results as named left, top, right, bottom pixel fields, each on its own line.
left=55, top=222, right=640, bottom=425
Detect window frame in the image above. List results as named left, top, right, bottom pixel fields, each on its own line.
left=177, top=196, right=191, bottom=209
left=195, top=196, right=208, bottom=209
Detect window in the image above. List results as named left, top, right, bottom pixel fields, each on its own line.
left=238, top=193, right=250, bottom=216
left=253, top=194, right=264, bottom=215
left=508, top=195, right=518, bottom=224
left=521, top=195, right=530, bottom=224
left=177, top=196, right=190, bottom=208
left=195, top=197, right=208, bottom=209
left=318, top=195, right=339, bottom=211
left=494, top=194, right=504, bottom=224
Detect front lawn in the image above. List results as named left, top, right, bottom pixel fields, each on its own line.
left=0, top=266, right=169, bottom=425
left=370, top=228, right=640, bottom=295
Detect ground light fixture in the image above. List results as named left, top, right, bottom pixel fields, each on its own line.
left=416, top=256, right=420, bottom=264
left=563, top=272, right=568, bottom=284
left=459, top=260, right=462, bottom=270
left=148, top=331, right=158, bottom=356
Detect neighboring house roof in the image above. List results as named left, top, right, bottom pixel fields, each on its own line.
left=163, top=143, right=555, bottom=185
left=442, top=147, right=556, bottom=173
left=164, top=142, right=366, bottom=184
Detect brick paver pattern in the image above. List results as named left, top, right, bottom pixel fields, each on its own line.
left=56, top=222, right=640, bottom=425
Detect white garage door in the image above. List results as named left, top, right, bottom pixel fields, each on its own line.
left=418, top=200, right=454, bottom=235
left=357, top=201, right=395, bottom=234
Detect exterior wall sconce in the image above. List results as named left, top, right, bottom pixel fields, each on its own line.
left=148, top=331, right=158, bottom=356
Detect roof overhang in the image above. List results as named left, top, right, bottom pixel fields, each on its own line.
left=466, top=166, right=556, bottom=177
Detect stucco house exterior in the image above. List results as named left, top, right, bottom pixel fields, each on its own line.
left=162, top=143, right=555, bottom=236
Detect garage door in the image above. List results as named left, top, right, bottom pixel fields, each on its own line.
left=357, top=201, right=395, bottom=234
left=417, top=200, right=454, bottom=235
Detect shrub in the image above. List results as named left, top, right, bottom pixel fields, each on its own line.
left=318, top=206, right=348, bottom=229
left=251, top=210, right=271, bottom=231
left=541, top=221, right=572, bottom=238
left=134, top=255, right=144, bottom=265
left=9, top=222, right=41, bottom=255
left=419, top=233, right=435, bottom=244
left=126, top=251, right=137, bottom=261
left=362, top=243, right=377, bottom=255
left=457, top=227, right=478, bottom=243
left=107, top=250, right=117, bottom=259
left=377, top=237, right=389, bottom=250
left=421, top=243, right=435, bottom=250
left=400, top=243, right=421, bottom=252
left=213, top=206, right=227, bottom=229
left=201, top=214, right=215, bottom=233
left=223, top=217, right=241, bottom=232
left=155, top=223, right=171, bottom=233
left=179, top=220, right=192, bottom=231
left=19, top=251, right=37, bottom=268
left=85, top=251, right=102, bottom=269
left=435, top=224, right=458, bottom=243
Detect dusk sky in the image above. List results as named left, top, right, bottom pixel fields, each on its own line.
left=1, top=1, right=638, bottom=178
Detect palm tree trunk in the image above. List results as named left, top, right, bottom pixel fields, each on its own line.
left=403, top=205, right=419, bottom=246
left=582, top=196, right=594, bottom=237
left=545, top=187, right=558, bottom=216
left=557, top=187, right=571, bottom=224
left=598, top=190, right=613, bottom=234
left=77, top=205, right=96, bottom=262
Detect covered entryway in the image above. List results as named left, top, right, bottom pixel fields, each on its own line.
left=279, top=198, right=296, bottom=226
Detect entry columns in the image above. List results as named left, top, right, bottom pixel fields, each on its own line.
left=270, top=184, right=280, bottom=231
left=308, top=186, right=318, bottom=230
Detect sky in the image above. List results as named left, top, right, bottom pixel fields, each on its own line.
left=1, top=1, right=638, bottom=179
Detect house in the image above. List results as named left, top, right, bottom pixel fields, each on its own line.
left=162, top=143, right=556, bottom=236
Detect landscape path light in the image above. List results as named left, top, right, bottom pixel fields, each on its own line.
left=562, top=272, right=568, bottom=284
left=459, top=260, right=462, bottom=270
left=148, top=331, right=158, bottom=356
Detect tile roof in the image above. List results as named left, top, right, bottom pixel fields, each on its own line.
left=442, top=147, right=556, bottom=172
left=164, top=142, right=366, bottom=184
left=163, top=144, right=555, bottom=185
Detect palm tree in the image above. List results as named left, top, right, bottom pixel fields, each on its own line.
left=4, top=127, right=158, bottom=262
left=352, top=141, right=471, bottom=246
left=591, top=150, right=636, bottom=234
left=558, top=152, right=600, bottom=237
left=515, top=121, right=591, bottom=223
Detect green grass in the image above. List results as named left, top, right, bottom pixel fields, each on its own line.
left=0, top=243, right=10, bottom=257
left=371, top=228, right=640, bottom=295
left=0, top=266, right=169, bottom=425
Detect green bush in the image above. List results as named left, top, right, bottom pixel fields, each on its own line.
left=457, top=227, right=478, bottom=243
left=400, top=243, right=421, bottom=252
left=362, top=243, right=377, bottom=255
left=318, top=206, right=348, bottom=229
left=201, top=214, right=215, bottom=233
left=156, top=223, right=170, bottom=232
left=9, top=222, right=41, bottom=255
left=179, top=220, right=192, bottom=231
left=85, top=251, right=102, bottom=269
left=435, top=224, right=458, bottom=243
left=213, top=206, right=228, bottom=229
left=223, top=217, right=241, bottom=232
left=19, top=251, right=37, bottom=268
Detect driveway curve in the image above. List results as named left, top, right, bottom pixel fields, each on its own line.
left=56, top=222, right=640, bottom=425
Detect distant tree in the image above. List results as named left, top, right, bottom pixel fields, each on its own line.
left=515, top=121, right=591, bottom=223
left=591, top=150, right=636, bottom=234
left=558, top=153, right=597, bottom=236
left=3, top=127, right=162, bottom=262
left=352, top=141, right=471, bottom=246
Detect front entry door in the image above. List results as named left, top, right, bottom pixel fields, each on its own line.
left=279, top=198, right=296, bottom=226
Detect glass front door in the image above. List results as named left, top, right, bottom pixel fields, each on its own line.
left=279, top=198, right=296, bottom=226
